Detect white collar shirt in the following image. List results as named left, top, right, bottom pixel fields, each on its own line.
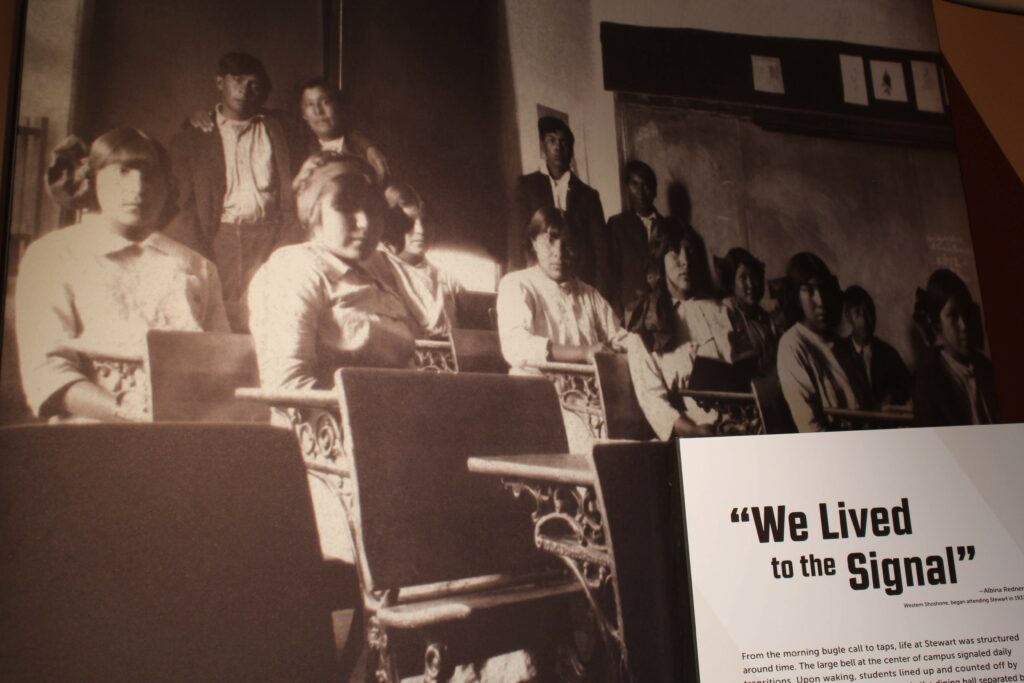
left=539, top=163, right=571, bottom=210
left=319, top=136, right=347, bottom=154
left=496, top=265, right=627, bottom=370
left=216, top=105, right=276, bottom=224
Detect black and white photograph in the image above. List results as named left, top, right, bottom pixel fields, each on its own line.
left=0, top=0, right=1012, bottom=681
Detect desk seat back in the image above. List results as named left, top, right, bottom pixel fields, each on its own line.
left=146, top=330, right=268, bottom=423
left=451, top=328, right=509, bottom=374
left=591, top=441, right=691, bottom=682
left=752, top=373, right=797, bottom=434
left=456, top=291, right=498, bottom=330
left=335, top=368, right=567, bottom=592
left=593, top=352, right=656, bottom=440
left=0, top=423, right=336, bottom=681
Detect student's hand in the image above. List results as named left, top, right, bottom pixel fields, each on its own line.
left=673, top=416, right=713, bottom=438
left=584, top=342, right=614, bottom=363
left=187, top=110, right=215, bottom=133
left=366, top=146, right=390, bottom=181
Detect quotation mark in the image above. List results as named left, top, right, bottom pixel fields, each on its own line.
left=731, top=507, right=751, bottom=523
left=957, top=545, right=976, bottom=561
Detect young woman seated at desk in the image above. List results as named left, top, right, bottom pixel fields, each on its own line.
left=247, top=152, right=419, bottom=393
left=912, top=268, right=998, bottom=426
left=247, top=152, right=423, bottom=565
left=625, top=222, right=735, bottom=439
left=715, top=246, right=780, bottom=377
left=775, top=252, right=858, bottom=432
left=16, top=128, right=228, bottom=422
left=378, top=182, right=463, bottom=339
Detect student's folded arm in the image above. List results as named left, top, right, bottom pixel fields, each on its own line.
left=776, top=337, right=823, bottom=432
left=247, top=252, right=323, bottom=391
left=626, top=336, right=681, bottom=441
left=15, top=241, right=90, bottom=418
left=496, top=275, right=549, bottom=367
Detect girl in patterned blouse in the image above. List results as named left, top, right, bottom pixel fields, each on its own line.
left=247, top=153, right=418, bottom=392
left=16, top=128, right=228, bottom=421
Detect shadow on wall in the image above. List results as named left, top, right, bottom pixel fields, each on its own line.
left=665, top=181, right=693, bottom=226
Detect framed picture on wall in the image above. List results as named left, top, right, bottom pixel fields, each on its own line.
left=869, top=59, right=910, bottom=102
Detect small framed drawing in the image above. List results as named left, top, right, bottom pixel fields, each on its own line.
left=751, top=55, right=785, bottom=94
left=869, top=59, right=908, bottom=102
left=912, top=60, right=944, bottom=113
left=839, top=54, right=869, bottom=106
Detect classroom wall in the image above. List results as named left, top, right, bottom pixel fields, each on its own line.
left=75, top=0, right=322, bottom=153
left=503, top=0, right=941, bottom=217
left=340, top=0, right=508, bottom=263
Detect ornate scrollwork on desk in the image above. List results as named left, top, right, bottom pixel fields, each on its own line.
left=535, top=364, right=606, bottom=441
left=413, top=340, right=457, bottom=373
left=501, top=477, right=625, bottom=676
left=681, top=390, right=762, bottom=435
left=84, top=357, right=150, bottom=419
left=286, top=406, right=357, bottom=516
left=366, top=614, right=399, bottom=683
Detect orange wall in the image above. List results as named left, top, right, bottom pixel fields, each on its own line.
left=934, top=1, right=1024, bottom=184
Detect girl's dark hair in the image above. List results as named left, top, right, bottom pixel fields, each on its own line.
left=625, top=222, right=713, bottom=352
left=381, top=183, right=427, bottom=251
left=647, top=221, right=713, bottom=299
left=913, top=268, right=981, bottom=347
left=777, top=252, right=843, bottom=330
left=714, top=246, right=766, bottom=302
left=45, top=128, right=176, bottom=223
left=523, top=207, right=571, bottom=264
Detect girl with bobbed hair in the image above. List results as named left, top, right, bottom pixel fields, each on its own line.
left=912, top=268, right=997, bottom=426
left=497, top=207, right=627, bottom=370
left=16, top=128, right=228, bottom=422
left=378, top=182, right=463, bottom=338
left=497, top=207, right=627, bottom=453
left=624, top=222, right=736, bottom=439
left=715, top=246, right=779, bottom=376
left=247, top=152, right=417, bottom=393
left=775, top=252, right=857, bottom=432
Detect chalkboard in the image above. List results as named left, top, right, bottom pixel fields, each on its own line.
left=617, top=99, right=981, bottom=369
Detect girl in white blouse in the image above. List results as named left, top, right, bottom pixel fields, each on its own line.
left=497, top=207, right=627, bottom=371
left=625, top=222, right=735, bottom=439
left=775, top=252, right=858, bottom=432
left=16, top=128, right=228, bottom=421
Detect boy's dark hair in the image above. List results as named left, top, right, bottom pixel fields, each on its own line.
left=537, top=116, right=575, bottom=149
left=297, top=76, right=342, bottom=106
left=217, top=52, right=271, bottom=98
left=623, top=159, right=657, bottom=192
left=843, top=285, right=875, bottom=316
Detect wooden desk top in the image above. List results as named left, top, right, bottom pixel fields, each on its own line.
left=234, top=387, right=336, bottom=408
left=823, top=406, right=914, bottom=423
left=467, top=453, right=594, bottom=487
left=527, top=361, right=595, bottom=375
